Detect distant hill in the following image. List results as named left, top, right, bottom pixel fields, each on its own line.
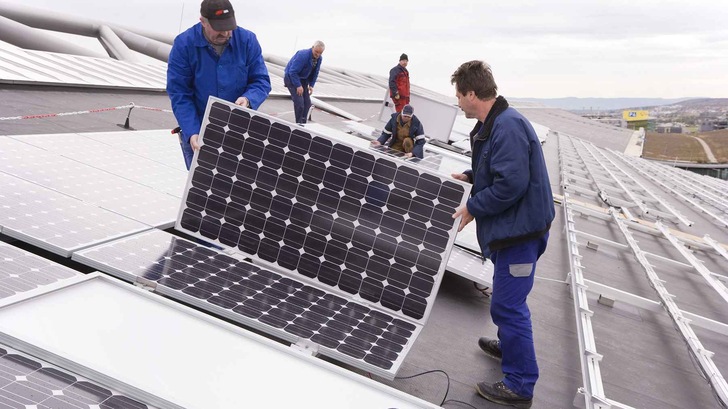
left=667, top=98, right=728, bottom=109
left=509, top=97, right=695, bottom=111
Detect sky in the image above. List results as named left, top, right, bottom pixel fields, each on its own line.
left=3, top=0, right=728, bottom=98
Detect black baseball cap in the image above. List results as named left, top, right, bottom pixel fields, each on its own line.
left=201, top=0, right=237, bottom=31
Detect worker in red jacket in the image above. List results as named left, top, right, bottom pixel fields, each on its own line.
left=388, top=53, right=410, bottom=112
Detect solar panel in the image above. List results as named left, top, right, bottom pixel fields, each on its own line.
left=0, top=173, right=150, bottom=257
left=305, top=122, right=446, bottom=173
left=306, top=122, right=470, bottom=193
left=177, top=99, right=468, bottom=323
left=0, top=242, right=80, bottom=299
left=82, top=130, right=187, bottom=171
left=0, top=273, right=440, bottom=408
left=74, top=229, right=421, bottom=378
left=454, top=222, right=480, bottom=253
left=10, top=134, right=188, bottom=197
left=369, top=144, right=444, bottom=172
left=446, top=246, right=492, bottom=287
left=0, top=137, right=179, bottom=228
left=0, top=344, right=153, bottom=409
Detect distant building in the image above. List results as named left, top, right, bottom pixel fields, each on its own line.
left=705, top=118, right=728, bottom=131
left=699, top=121, right=715, bottom=132
left=656, top=124, right=683, bottom=134
left=622, top=110, right=653, bottom=130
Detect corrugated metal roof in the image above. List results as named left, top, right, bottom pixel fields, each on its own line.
left=0, top=40, right=391, bottom=102
left=0, top=41, right=166, bottom=89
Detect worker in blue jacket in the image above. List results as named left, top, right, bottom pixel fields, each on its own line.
left=284, top=41, right=325, bottom=124
left=371, top=104, right=426, bottom=158
left=451, top=60, right=555, bottom=409
left=167, top=0, right=271, bottom=170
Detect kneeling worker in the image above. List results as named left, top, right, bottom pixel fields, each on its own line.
left=371, top=104, right=425, bottom=158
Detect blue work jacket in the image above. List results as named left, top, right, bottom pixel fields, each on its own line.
left=465, top=107, right=554, bottom=257
left=283, top=48, right=322, bottom=88
left=167, top=23, right=271, bottom=142
left=377, top=113, right=426, bottom=158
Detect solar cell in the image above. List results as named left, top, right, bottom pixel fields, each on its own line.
left=10, top=133, right=188, bottom=197
left=0, top=344, right=152, bottom=409
left=446, top=246, right=492, bottom=287
left=369, top=144, right=444, bottom=171
left=0, top=173, right=150, bottom=257
left=82, top=130, right=187, bottom=171
left=0, top=137, right=179, bottom=228
left=0, top=242, right=80, bottom=299
left=177, top=99, right=468, bottom=322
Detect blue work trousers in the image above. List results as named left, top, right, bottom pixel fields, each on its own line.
left=287, top=80, right=311, bottom=124
left=489, top=232, right=549, bottom=398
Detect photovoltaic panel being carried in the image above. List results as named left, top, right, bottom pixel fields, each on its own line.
left=178, top=99, right=466, bottom=319
left=169, top=98, right=467, bottom=376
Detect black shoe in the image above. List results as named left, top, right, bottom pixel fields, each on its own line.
left=478, top=337, right=502, bottom=360
left=476, top=381, right=532, bottom=408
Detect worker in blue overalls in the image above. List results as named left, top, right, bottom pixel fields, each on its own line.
left=451, top=60, right=555, bottom=409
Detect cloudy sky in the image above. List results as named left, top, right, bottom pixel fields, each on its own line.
left=4, top=0, right=728, bottom=98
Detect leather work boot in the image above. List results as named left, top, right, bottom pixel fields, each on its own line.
left=478, top=337, right=502, bottom=360
left=476, top=381, right=532, bottom=408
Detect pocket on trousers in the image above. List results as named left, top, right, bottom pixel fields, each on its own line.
left=509, top=263, right=533, bottom=277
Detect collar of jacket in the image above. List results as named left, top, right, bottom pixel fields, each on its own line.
left=193, top=23, right=235, bottom=48
left=469, top=95, right=509, bottom=145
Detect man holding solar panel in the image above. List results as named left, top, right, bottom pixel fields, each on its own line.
left=167, top=0, right=271, bottom=170
left=451, top=60, right=555, bottom=409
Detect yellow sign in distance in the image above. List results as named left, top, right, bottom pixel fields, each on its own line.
left=622, top=110, right=649, bottom=121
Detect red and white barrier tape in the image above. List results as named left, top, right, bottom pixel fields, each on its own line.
left=0, top=103, right=173, bottom=121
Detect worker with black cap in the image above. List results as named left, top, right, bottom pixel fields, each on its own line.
left=167, top=0, right=272, bottom=170
left=388, top=53, right=410, bottom=113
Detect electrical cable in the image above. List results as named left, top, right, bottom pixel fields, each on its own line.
left=395, top=369, right=450, bottom=406
left=473, top=282, right=491, bottom=297
left=442, top=399, right=479, bottom=409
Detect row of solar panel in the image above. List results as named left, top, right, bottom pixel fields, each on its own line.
left=0, top=242, right=154, bottom=408
left=0, top=102, right=471, bottom=378
left=74, top=229, right=418, bottom=373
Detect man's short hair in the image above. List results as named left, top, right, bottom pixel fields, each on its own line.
left=313, top=40, right=326, bottom=50
left=451, top=60, right=498, bottom=100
